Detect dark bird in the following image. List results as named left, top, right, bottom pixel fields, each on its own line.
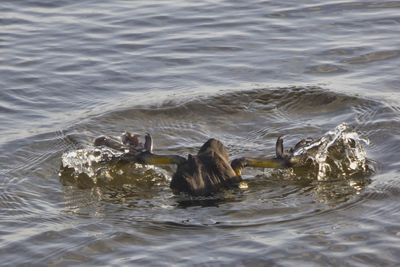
left=94, top=133, right=299, bottom=195
left=133, top=135, right=291, bottom=196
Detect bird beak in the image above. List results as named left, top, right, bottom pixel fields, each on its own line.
left=246, top=157, right=289, bottom=169
left=276, top=136, right=284, bottom=158
left=231, top=157, right=290, bottom=176
left=138, top=152, right=187, bottom=165
left=144, top=133, right=153, bottom=153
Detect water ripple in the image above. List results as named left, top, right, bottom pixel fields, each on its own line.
left=2, top=0, right=400, bottom=265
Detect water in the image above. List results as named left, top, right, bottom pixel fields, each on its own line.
left=1, top=0, right=400, bottom=266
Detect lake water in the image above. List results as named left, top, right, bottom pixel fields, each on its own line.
left=1, top=0, right=400, bottom=266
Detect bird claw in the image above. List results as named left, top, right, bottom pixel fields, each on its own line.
left=94, top=131, right=152, bottom=154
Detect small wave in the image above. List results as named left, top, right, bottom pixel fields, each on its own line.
left=342, top=50, right=400, bottom=65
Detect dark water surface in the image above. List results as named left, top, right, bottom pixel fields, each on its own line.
left=1, top=0, right=400, bottom=266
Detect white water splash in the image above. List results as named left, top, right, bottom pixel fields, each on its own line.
left=59, top=146, right=166, bottom=187
left=61, top=147, right=122, bottom=179
left=293, top=123, right=370, bottom=181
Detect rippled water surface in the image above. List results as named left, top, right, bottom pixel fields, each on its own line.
left=1, top=0, right=400, bottom=266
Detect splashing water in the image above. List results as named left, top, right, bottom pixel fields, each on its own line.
left=61, top=147, right=122, bottom=178
left=291, top=123, right=372, bottom=181
left=60, top=147, right=168, bottom=188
